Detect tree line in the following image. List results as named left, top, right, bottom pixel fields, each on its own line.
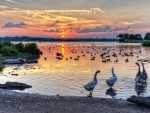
left=0, top=41, right=41, bottom=56
left=117, top=32, right=150, bottom=42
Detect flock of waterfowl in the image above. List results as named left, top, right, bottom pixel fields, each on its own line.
left=84, top=62, right=148, bottom=97
left=39, top=43, right=150, bottom=97
left=42, top=43, right=145, bottom=65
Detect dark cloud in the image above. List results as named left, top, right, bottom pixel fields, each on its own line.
left=67, top=27, right=77, bottom=30
left=66, top=27, right=77, bottom=33
left=1, top=22, right=27, bottom=28
left=77, top=26, right=111, bottom=33
left=44, top=29, right=60, bottom=32
left=109, top=27, right=124, bottom=32
left=67, top=24, right=73, bottom=26
left=126, top=26, right=130, bottom=30
left=76, top=25, right=81, bottom=32
left=77, top=26, right=130, bottom=33
left=67, top=27, right=73, bottom=30
left=47, top=20, right=59, bottom=26
left=76, top=28, right=80, bottom=32
left=109, top=26, right=130, bottom=32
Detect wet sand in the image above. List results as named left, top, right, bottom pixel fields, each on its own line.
left=0, top=89, right=149, bottom=113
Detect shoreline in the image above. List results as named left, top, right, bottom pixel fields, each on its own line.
left=0, top=89, right=149, bottom=113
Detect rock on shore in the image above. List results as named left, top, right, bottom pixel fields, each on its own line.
left=0, top=82, right=32, bottom=90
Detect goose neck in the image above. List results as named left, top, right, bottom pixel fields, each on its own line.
left=94, top=72, right=98, bottom=81
left=112, top=68, right=115, bottom=76
left=142, top=63, right=145, bottom=72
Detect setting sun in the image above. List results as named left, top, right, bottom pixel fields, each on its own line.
left=61, top=30, right=66, bottom=38
left=61, top=35, right=65, bottom=38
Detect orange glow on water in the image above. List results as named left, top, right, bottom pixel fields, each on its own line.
left=61, top=43, right=65, bottom=55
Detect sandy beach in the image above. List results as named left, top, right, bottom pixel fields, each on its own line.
left=0, top=89, right=149, bottom=113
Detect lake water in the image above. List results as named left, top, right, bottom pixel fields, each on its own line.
left=1, top=42, right=150, bottom=99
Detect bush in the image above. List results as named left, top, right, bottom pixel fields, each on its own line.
left=2, top=41, right=13, bottom=47
left=0, top=46, right=19, bottom=56
left=0, top=41, right=13, bottom=49
left=0, top=63, right=4, bottom=71
left=15, top=42, right=25, bottom=52
left=24, top=43, right=40, bottom=55
left=142, top=41, right=150, bottom=47
left=0, top=42, right=3, bottom=49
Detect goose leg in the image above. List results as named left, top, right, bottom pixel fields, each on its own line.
left=88, top=91, right=92, bottom=97
left=90, top=91, right=92, bottom=97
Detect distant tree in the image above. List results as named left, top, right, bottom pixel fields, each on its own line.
left=144, top=32, right=150, bottom=40
left=117, top=33, right=130, bottom=42
left=124, top=33, right=129, bottom=41
left=117, top=33, right=125, bottom=42
left=128, top=34, right=135, bottom=41
left=134, top=34, right=143, bottom=42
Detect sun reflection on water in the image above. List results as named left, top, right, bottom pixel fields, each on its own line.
left=61, top=43, right=65, bottom=55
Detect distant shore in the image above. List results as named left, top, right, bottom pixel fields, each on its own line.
left=1, top=36, right=118, bottom=42
left=0, top=89, right=149, bottom=113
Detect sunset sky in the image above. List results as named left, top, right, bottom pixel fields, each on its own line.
left=0, top=0, right=150, bottom=38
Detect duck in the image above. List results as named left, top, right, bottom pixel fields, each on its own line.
left=44, top=57, right=47, bottom=60
left=84, top=70, right=100, bottom=97
left=106, top=67, right=117, bottom=88
left=135, top=62, right=144, bottom=86
left=141, top=62, right=148, bottom=81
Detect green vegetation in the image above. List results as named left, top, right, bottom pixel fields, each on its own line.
left=0, top=46, right=18, bottom=56
left=0, top=41, right=41, bottom=71
left=142, top=41, right=150, bottom=47
left=117, top=33, right=143, bottom=42
left=14, top=42, right=41, bottom=54
left=0, top=63, right=4, bottom=71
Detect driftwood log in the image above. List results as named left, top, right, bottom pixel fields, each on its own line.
left=127, top=95, right=150, bottom=108
left=0, top=82, right=32, bottom=90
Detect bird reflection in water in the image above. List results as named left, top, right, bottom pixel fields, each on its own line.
left=135, top=83, right=147, bottom=97
left=106, top=88, right=117, bottom=98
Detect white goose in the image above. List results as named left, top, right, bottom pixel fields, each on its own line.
left=106, top=67, right=117, bottom=88
left=84, top=70, right=100, bottom=97
left=135, top=62, right=144, bottom=86
left=141, top=62, right=148, bottom=81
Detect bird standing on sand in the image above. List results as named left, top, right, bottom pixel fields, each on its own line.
left=135, top=62, right=144, bottom=86
left=106, top=67, right=117, bottom=88
left=141, top=62, right=148, bottom=81
left=84, top=70, right=100, bottom=97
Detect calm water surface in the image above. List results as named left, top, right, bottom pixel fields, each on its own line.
left=1, top=42, right=150, bottom=99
